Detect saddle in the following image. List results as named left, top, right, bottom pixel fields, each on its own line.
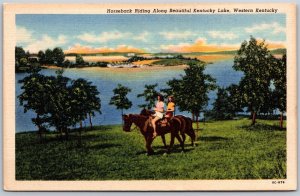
left=149, top=116, right=172, bottom=127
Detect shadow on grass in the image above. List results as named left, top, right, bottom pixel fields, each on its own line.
left=135, top=144, right=194, bottom=156
left=239, top=123, right=286, bottom=132
left=199, top=136, right=229, bottom=142
left=87, top=143, right=122, bottom=150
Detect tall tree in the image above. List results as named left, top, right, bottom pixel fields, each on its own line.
left=70, top=78, right=101, bottom=129
left=110, top=84, right=132, bottom=123
left=233, top=36, right=277, bottom=125
left=137, top=83, right=159, bottom=109
left=15, top=46, right=27, bottom=65
left=18, top=68, right=49, bottom=140
left=210, top=86, right=243, bottom=120
left=75, top=54, right=85, bottom=66
left=52, top=47, right=65, bottom=66
left=15, top=46, right=29, bottom=72
left=45, top=49, right=54, bottom=64
left=273, top=54, right=286, bottom=128
left=45, top=70, right=72, bottom=138
left=164, top=62, right=216, bottom=129
left=37, top=50, right=46, bottom=64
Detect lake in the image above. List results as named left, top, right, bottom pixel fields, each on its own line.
left=15, top=58, right=243, bottom=132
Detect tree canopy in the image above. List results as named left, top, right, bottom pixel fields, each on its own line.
left=137, top=83, right=159, bottom=109
left=18, top=69, right=101, bottom=138
left=233, top=36, right=278, bottom=124
left=110, top=84, right=132, bottom=118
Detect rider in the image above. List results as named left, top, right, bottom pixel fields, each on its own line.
left=152, top=94, right=165, bottom=138
left=165, top=95, right=175, bottom=119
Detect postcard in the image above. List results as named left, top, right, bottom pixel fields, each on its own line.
left=3, top=3, right=297, bottom=191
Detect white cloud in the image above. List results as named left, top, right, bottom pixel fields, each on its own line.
left=245, top=22, right=285, bottom=35
left=133, top=31, right=150, bottom=42
left=208, top=31, right=238, bottom=40
left=16, top=26, right=33, bottom=43
left=24, top=35, right=67, bottom=53
left=159, top=31, right=197, bottom=40
left=77, top=31, right=131, bottom=43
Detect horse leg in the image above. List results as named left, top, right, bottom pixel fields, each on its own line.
left=191, top=128, right=196, bottom=147
left=161, top=134, right=167, bottom=149
left=146, top=136, right=154, bottom=155
left=167, top=133, right=175, bottom=153
left=175, top=133, right=185, bottom=152
left=181, top=132, right=186, bottom=144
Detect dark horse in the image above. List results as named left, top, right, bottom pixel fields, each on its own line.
left=140, top=109, right=196, bottom=147
left=122, top=114, right=184, bottom=155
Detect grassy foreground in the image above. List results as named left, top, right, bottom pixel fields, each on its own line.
left=16, top=118, right=286, bottom=180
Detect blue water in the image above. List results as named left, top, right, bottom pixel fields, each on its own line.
left=15, top=59, right=243, bottom=132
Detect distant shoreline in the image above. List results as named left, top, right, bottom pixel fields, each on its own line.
left=42, top=64, right=188, bottom=72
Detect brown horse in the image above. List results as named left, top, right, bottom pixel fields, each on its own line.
left=139, top=109, right=169, bottom=149
left=122, top=114, right=184, bottom=155
left=140, top=109, right=196, bottom=147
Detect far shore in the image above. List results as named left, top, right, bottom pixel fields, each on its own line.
left=42, top=64, right=188, bottom=72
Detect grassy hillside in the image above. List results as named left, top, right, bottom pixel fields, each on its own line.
left=16, top=119, right=286, bottom=180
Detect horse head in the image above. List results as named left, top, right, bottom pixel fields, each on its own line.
left=122, top=114, right=133, bottom=132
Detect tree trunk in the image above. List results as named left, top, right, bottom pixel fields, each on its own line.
left=121, top=109, right=124, bottom=125
left=65, top=127, right=69, bottom=140
left=196, top=115, right=199, bottom=130
left=88, top=113, right=93, bottom=130
left=192, top=113, right=195, bottom=122
left=78, top=121, right=82, bottom=147
left=280, top=112, right=283, bottom=129
left=251, top=111, right=256, bottom=125
left=37, top=124, right=42, bottom=142
left=36, top=114, right=42, bottom=142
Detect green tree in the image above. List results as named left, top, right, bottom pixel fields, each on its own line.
left=52, top=47, right=65, bottom=66
left=210, top=86, right=242, bottom=120
left=19, top=58, right=28, bottom=67
left=37, top=50, right=46, bottom=64
left=15, top=46, right=29, bottom=72
left=70, top=78, right=101, bottom=129
left=211, top=87, right=232, bottom=120
left=164, top=62, right=216, bottom=129
left=15, top=46, right=27, bottom=65
left=18, top=68, right=49, bottom=140
left=45, top=49, right=54, bottom=64
left=110, top=84, right=132, bottom=122
left=45, top=70, right=72, bottom=138
left=233, top=36, right=277, bottom=125
left=137, top=83, right=159, bottom=109
left=18, top=69, right=102, bottom=140
left=75, top=54, right=85, bottom=66
left=273, top=54, right=286, bottom=128
left=62, top=59, right=72, bottom=68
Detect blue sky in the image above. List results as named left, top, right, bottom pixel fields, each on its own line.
left=16, top=14, right=286, bottom=53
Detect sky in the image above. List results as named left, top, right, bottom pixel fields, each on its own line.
left=16, top=14, right=286, bottom=54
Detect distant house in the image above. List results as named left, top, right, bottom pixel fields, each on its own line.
left=28, top=55, right=39, bottom=63
left=127, top=53, right=136, bottom=57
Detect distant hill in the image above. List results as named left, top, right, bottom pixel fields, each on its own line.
left=270, top=48, right=286, bottom=55
left=64, top=48, right=286, bottom=57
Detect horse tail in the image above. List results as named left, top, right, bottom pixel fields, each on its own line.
left=177, top=115, right=196, bottom=142
left=185, top=117, right=196, bottom=142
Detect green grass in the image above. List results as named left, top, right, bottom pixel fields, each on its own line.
left=16, top=118, right=286, bottom=180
